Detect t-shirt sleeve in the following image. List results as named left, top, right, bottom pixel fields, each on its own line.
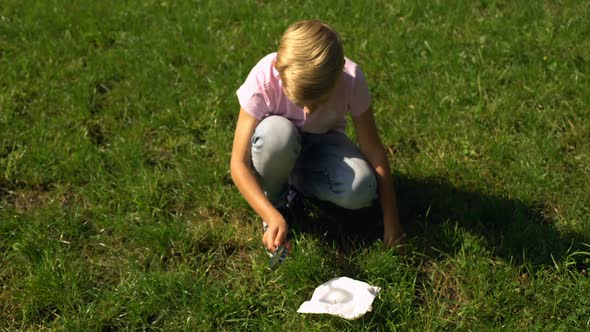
left=236, top=63, right=273, bottom=120
left=349, top=66, right=371, bottom=117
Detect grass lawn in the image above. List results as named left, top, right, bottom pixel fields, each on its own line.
left=1, top=0, right=590, bottom=330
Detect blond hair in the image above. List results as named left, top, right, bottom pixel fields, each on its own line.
left=275, top=20, right=344, bottom=107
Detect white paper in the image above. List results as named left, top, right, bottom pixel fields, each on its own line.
left=297, top=277, right=381, bottom=320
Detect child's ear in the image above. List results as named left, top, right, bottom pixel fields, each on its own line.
left=272, top=59, right=276, bottom=69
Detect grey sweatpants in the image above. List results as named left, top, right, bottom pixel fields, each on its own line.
left=250, top=115, right=377, bottom=210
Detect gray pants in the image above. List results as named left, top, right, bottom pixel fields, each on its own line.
left=251, top=116, right=377, bottom=210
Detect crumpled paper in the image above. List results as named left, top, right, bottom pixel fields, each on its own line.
left=297, top=277, right=381, bottom=320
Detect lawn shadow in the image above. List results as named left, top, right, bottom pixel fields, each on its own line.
left=287, top=193, right=383, bottom=252
left=289, top=173, right=588, bottom=268
left=395, top=174, right=589, bottom=268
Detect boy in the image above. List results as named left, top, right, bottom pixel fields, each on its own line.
left=231, top=20, right=404, bottom=256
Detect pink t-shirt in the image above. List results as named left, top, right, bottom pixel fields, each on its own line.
left=236, top=52, right=371, bottom=134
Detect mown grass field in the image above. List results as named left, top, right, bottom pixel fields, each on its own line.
left=1, top=0, right=590, bottom=330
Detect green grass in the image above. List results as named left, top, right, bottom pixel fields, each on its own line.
left=1, top=0, right=590, bottom=330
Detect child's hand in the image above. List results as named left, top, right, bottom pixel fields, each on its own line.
left=262, top=215, right=290, bottom=253
left=383, top=226, right=405, bottom=249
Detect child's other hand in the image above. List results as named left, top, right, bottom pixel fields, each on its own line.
left=383, top=226, right=405, bottom=249
left=262, top=216, right=289, bottom=253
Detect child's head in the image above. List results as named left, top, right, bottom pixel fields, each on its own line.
left=275, top=20, right=344, bottom=108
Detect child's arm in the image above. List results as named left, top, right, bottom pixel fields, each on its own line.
left=352, top=108, right=405, bottom=247
left=230, top=108, right=290, bottom=253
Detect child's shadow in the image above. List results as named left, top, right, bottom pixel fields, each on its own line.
left=291, top=173, right=588, bottom=268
